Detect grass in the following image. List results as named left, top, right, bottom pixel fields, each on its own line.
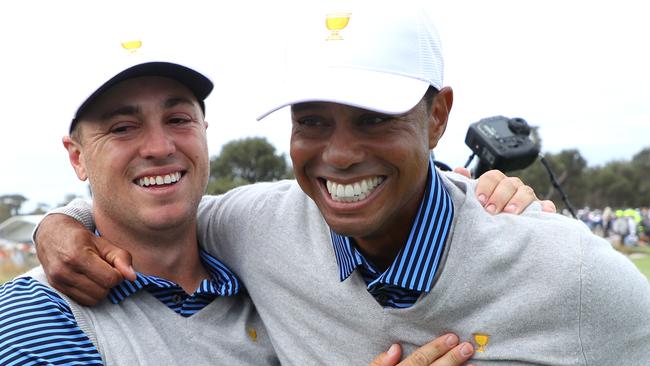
left=0, top=258, right=40, bottom=284
left=612, top=245, right=650, bottom=280
left=631, top=255, right=650, bottom=280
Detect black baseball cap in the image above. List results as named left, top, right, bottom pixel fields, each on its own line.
left=70, top=61, right=213, bottom=133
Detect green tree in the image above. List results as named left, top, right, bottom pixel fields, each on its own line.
left=512, top=146, right=650, bottom=210
left=514, top=149, right=587, bottom=210
left=207, top=137, right=292, bottom=195
left=630, top=148, right=650, bottom=207
left=29, top=202, right=51, bottom=215
left=0, top=203, right=10, bottom=223
left=0, top=194, right=27, bottom=216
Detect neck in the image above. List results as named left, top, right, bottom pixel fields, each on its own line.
left=95, top=213, right=209, bottom=293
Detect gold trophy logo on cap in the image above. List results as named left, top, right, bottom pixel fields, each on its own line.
left=325, top=13, right=351, bottom=40
left=121, top=40, right=142, bottom=54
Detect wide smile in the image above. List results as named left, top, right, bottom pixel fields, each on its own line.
left=322, top=176, right=385, bottom=203
left=134, top=171, right=184, bottom=188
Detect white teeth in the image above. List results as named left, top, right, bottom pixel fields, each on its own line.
left=336, top=184, right=344, bottom=201
left=136, top=171, right=183, bottom=187
left=326, top=176, right=385, bottom=202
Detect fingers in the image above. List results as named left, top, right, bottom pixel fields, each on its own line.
left=45, top=242, right=124, bottom=305
left=452, top=167, right=471, bottom=179
left=368, top=344, right=402, bottom=366
left=430, top=342, right=474, bottom=366
left=398, top=334, right=473, bottom=366
left=540, top=199, right=557, bottom=213
left=475, top=170, right=547, bottom=214
left=475, top=170, right=515, bottom=213
left=50, top=273, right=111, bottom=306
left=35, top=214, right=126, bottom=304
left=96, top=238, right=136, bottom=281
left=497, top=184, right=537, bottom=215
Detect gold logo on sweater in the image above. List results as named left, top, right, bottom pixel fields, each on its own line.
left=326, top=13, right=351, bottom=40
left=247, top=327, right=258, bottom=342
left=472, top=333, right=490, bottom=352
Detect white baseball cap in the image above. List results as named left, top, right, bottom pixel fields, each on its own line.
left=69, top=39, right=213, bottom=133
left=256, top=2, right=444, bottom=120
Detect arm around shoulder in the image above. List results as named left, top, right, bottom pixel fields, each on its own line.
left=578, top=232, right=650, bottom=364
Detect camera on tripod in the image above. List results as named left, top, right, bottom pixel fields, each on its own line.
left=464, top=116, right=540, bottom=177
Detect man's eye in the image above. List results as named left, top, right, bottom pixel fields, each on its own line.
left=297, top=117, right=327, bottom=127
left=360, top=115, right=389, bottom=126
left=109, top=124, right=136, bottom=134
left=169, top=115, right=193, bottom=124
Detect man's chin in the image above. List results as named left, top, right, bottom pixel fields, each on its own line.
left=322, top=215, right=376, bottom=238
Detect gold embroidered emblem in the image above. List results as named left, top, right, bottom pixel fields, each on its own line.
left=472, top=333, right=489, bottom=353
left=247, top=327, right=258, bottom=342
left=325, top=12, right=351, bottom=40
left=121, top=40, right=142, bottom=54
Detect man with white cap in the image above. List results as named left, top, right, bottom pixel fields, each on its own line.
left=244, top=4, right=649, bottom=364
left=0, top=57, right=280, bottom=364
left=195, top=4, right=649, bottom=365
left=30, top=3, right=641, bottom=366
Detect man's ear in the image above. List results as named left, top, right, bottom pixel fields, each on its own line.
left=62, top=135, right=88, bottom=181
left=428, top=86, right=453, bottom=149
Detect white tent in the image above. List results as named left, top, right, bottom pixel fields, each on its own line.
left=0, top=215, right=44, bottom=246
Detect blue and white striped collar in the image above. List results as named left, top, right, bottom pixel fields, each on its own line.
left=107, top=247, right=241, bottom=304
left=330, top=155, right=454, bottom=293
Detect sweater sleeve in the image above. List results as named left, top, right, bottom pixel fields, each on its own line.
left=578, top=232, right=650, bottom=365
left=32, top=198, right=95, bottom=246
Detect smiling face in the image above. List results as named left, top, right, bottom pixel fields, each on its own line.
left=63, top=76, right=209, bottom=236
left=289, top=87, right=453, bottom=253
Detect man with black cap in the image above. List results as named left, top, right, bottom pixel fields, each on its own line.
left=0, top=57, right=279, bottom=364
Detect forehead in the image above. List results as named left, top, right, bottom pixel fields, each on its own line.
left=290, top=101, right=420, bottom=120
left=79, top=76, right=199, bottom=118
left=291, top=102, right=391, bottom=116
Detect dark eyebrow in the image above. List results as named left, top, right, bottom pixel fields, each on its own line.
left=164, top=97, right=196, bottom=110
left=100, top=105, right=141, bottom=120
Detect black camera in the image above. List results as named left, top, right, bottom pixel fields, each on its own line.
left=464, top=116, right=540, bottom=177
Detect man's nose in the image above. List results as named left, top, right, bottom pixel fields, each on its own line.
left=322, top=126, right=364, bottom=170
left=139, top=124, right=176, bottom=159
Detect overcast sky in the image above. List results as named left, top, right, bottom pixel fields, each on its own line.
left=1, top=0, right=648, bottom=212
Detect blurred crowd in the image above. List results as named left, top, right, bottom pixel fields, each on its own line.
left=0, top=240, right=39, bottom=282
left=572, top=206, right=650, bottom=247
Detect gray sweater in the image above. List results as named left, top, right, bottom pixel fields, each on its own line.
left=58, top=172, right=650, bottom=365
left=196, top=173, right=650, bottom=365
left=25, top=266, right=279, bottom=365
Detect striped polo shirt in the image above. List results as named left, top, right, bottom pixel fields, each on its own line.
left=331, top=155, right=454, bottom=308
left=0, top=249, right=241, bottom=365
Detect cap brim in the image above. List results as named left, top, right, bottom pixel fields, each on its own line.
left=71, top=62, right=213, bottom=133
left=256, top=67, right=430, bottom=121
